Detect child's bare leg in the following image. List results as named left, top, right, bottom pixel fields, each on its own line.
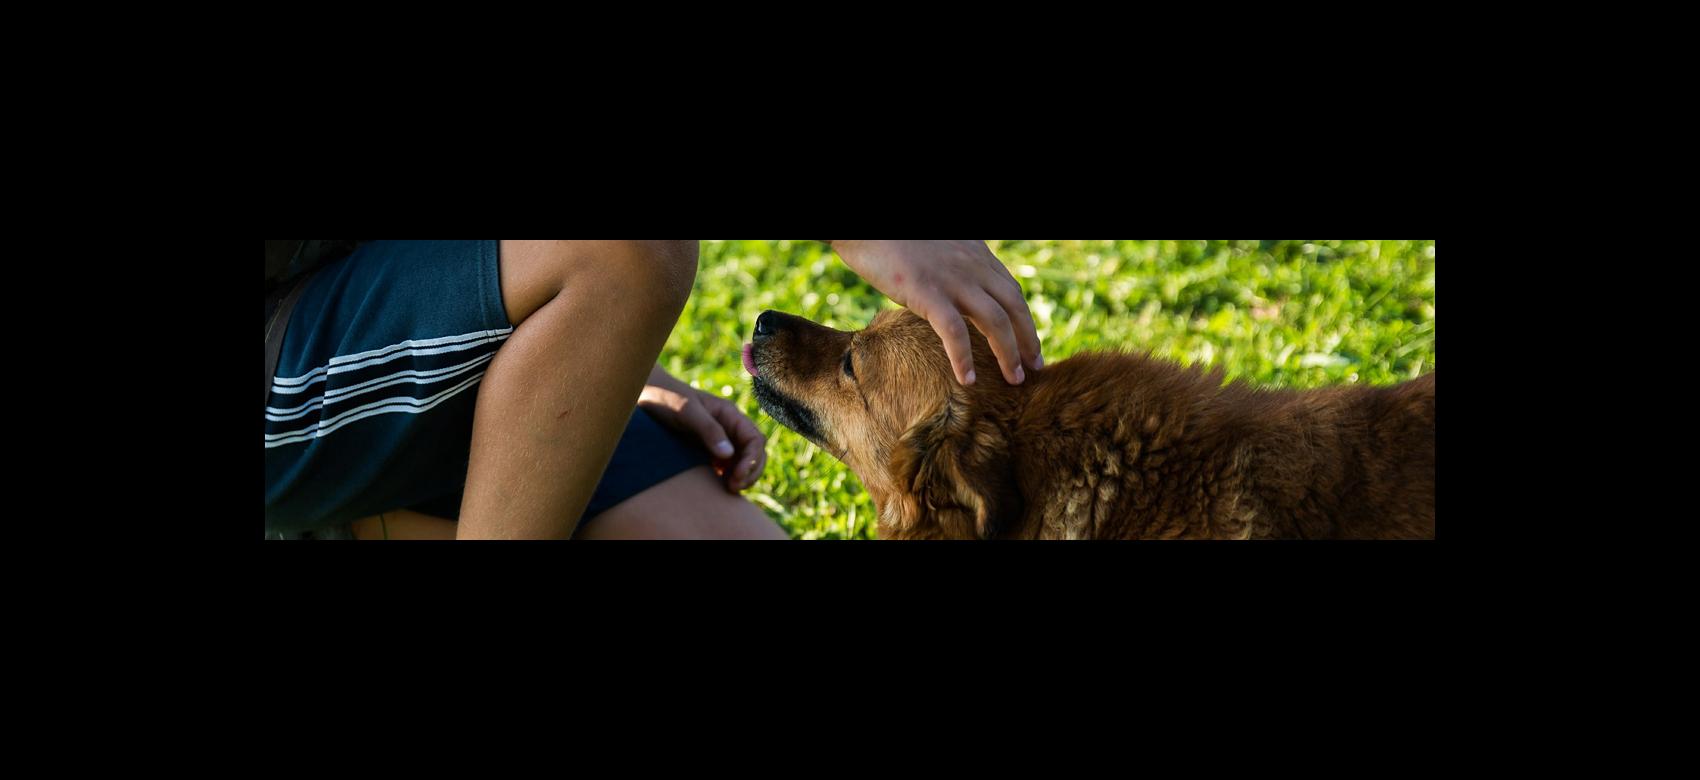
left=456, top=240, right=698, bottom=539
left=352, top=510, right=459, bottom=540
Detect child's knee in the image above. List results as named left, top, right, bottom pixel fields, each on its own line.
left=500, top=240, right=699, bottom=326
left=630, top=240, right=699, bottom=313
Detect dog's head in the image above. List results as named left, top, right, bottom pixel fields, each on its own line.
left=746, top=308, right=1023, bottom=539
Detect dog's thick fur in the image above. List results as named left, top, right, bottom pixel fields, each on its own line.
left=750, top=309, right=1434, bottom=540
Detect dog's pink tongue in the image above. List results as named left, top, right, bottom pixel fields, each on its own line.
left=742, top=343, right=760, bottom=377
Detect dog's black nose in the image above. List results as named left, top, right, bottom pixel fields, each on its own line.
left=754, top=311, right=778, bottom=338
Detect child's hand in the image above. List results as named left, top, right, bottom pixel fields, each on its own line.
left=830, top=240, right=1043, bottom=387
left=640, top=369, right=767, bottom=493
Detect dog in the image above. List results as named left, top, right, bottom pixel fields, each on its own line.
left=746, top=308, right=1434, bottom=540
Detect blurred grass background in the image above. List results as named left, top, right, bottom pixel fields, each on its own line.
left=660, top=240, right=1436, bottom=540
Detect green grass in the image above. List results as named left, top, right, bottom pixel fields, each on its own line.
left=660, top=240, right=1437, bottom=540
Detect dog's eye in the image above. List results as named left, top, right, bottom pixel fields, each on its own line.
left=842, top=349, right=857, bottom=381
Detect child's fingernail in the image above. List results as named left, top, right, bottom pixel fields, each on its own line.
left=965, top=370, right=976, bottom=385
left=1014, top=366, right=1025, bottom=384
left=714, top=441, right=734, bottom=457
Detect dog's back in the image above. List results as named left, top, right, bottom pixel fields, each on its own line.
left=1241, top=371, right=1434, bottom=539
left=1006, top=355, right=1435, bottom=540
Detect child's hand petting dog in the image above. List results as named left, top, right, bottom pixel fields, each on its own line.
left=640, top=366, right=767, bottom=493
left=829, top=240, right=1043, bottom=387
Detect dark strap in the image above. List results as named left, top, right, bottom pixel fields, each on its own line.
left=265, top=272, right=316, bottom=411
left=265, top=240, right=305, bottom=288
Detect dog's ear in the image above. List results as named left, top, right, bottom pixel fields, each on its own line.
left=883, top=395, right=1018, bottom=540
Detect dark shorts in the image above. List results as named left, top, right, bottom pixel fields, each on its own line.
left=264, top=240, right=710, bottom=538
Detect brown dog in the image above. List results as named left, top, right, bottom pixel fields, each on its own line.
left=746, top=309, right=1434, bottom=540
